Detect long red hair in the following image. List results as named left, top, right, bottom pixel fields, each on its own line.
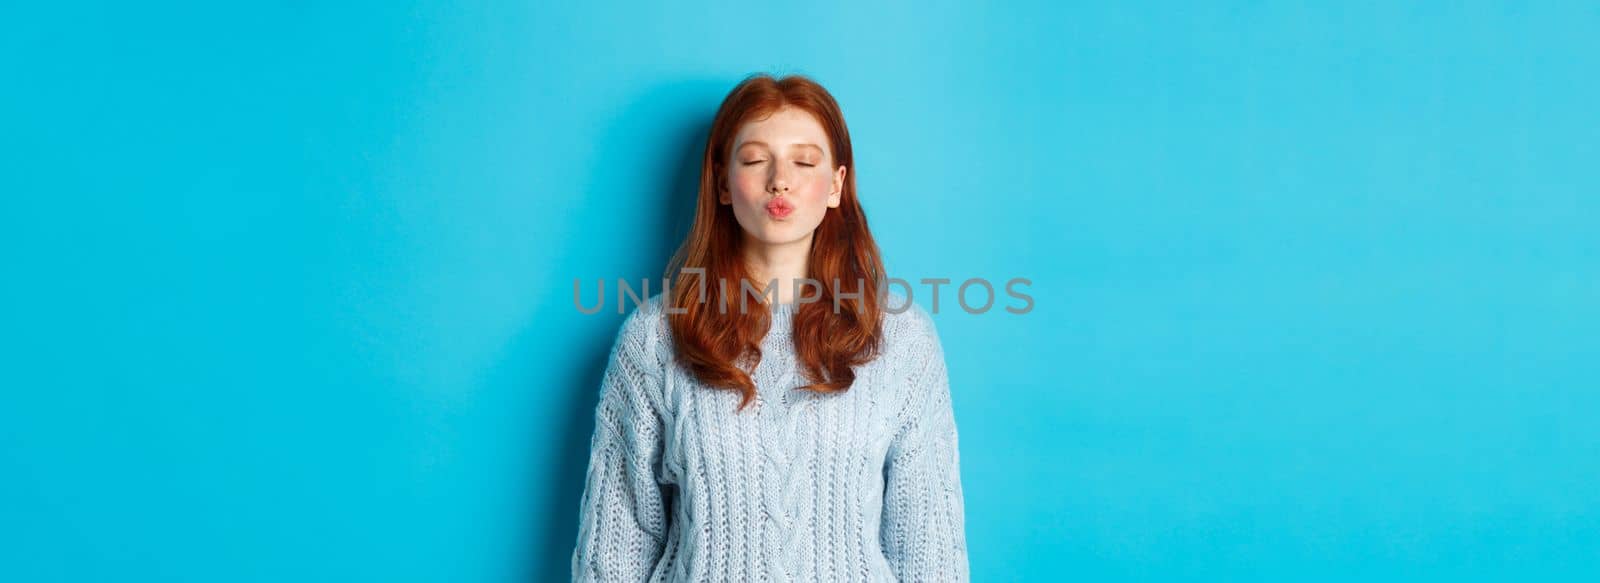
left=664, top=73, right=886, bottom=412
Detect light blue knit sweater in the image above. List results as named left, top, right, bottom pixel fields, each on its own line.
left=570, top=292, right=969, bottom=582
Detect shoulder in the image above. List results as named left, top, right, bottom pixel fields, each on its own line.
left=876, top=289, right=947, bottom=394
left=609, top=292, right=673, bottom=376
left=877, top=290, right=946, bottom=368
left=875, top=291, right=955, bottom=426
left=618, top=291, right=669, bottom=336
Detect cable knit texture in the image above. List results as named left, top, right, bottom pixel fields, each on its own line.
left=570, top=292, right=969, bottom=582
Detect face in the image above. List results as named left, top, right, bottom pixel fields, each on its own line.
left=719, top=106, right=847, bottom=248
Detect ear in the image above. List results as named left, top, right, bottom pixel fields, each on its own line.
left=828, top=165, right=846, bottom=208
left=718, top=176, right=731, bottom=204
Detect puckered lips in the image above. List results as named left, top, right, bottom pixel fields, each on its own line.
left=765, top=197, right=795, bottom=219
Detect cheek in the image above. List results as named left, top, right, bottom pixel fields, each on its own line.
left=795, top=172, right=833, bottom=200
left=729, top=172, right=765, bottom=199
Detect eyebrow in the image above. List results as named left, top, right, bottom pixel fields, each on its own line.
left=736, top=140, right=824, bottom=154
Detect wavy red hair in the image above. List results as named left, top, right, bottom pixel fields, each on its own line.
left=664, top=73, right=886, bottom=412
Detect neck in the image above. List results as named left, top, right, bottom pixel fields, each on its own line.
left=741, top=231, right=813, bottom=304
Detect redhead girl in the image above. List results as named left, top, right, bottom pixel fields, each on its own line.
left=571, top=73, right=969, bottom=583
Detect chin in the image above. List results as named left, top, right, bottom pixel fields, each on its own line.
left=748, top=225, right=812, bottom=247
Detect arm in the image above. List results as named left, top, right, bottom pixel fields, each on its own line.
left=880, top=314, right=971, bottom=581
left=571, top=305, right=671, bottom=582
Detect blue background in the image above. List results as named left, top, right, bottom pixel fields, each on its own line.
left=3, top=1, right=1596, bottom=581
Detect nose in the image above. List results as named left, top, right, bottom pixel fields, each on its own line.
left=768, top=166, right=791, bottom=194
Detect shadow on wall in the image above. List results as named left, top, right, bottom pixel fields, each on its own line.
left=521, top=77, right=727, bottom=581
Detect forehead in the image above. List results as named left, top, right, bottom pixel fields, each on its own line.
left=732, top=106, right=830, bottom=154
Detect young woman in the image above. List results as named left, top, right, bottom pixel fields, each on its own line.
left=571, top=73, right=969, bottom=582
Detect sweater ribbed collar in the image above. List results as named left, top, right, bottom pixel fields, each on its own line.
left=765, top=301, right=798, bottom=340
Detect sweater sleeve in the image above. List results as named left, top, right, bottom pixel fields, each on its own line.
left=571, top=305, right=672, bottom=582
left=880, top=310, right=971, bottom=581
